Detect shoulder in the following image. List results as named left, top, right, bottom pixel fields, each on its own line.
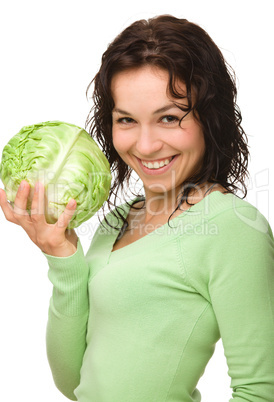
left=177, top=191, right=273, bottom=272
left=205, top=192, right=272, bottom=238
left=199, top=192, right=274, bottom=267
left=177, top=191, right=272, bottom=241
left=178, top=192, right=274, bottom=296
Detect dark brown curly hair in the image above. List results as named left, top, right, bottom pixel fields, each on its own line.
left=85, top=15, right=249, bottom=229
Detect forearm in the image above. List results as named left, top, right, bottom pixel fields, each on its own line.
left=45, top=239, right=90, bottom=399
left=47, top=301, right=88, bottom=400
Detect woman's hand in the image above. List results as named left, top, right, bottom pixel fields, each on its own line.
left=0, top=180, right=78, bottom=257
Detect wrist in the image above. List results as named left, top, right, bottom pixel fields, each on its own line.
left=42, top=241, right=78, bottom=258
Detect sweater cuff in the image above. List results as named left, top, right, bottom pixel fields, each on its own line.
left=45, top=239, right=89, bottom=316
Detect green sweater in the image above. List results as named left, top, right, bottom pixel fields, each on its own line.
left=45, top=191, right=274, bottom=401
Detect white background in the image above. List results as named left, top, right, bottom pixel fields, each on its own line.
left=0, top=1, right=273, bottom=401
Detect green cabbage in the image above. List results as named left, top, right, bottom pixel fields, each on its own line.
left=0, top=121, right=111, bottom=228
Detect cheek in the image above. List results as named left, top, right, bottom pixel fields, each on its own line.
left=192, top=133, right=205, bottom=155
left=176, top=134, right=204, bottom=157
left=182, top=125, right=205, bottom=153
left=112, top=129, right=121, bottom=153
left=196, top=129, right=205, bottom=155
left=194, top=133, right=206, bottom=165
left=112, top=130, right=132, bottom=156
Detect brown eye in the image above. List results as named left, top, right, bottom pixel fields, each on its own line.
left=161, top=115, right=179, bottom=124
left=117, top=117, right=135, bottom=124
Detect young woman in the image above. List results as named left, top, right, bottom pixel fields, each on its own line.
left=0, top=15, right=273, bottom=401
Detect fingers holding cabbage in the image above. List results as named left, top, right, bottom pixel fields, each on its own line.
left=0, top=121, right=111, bottom=229
left=0, top=121, right=111, bottom=256
left=0, top=180, right=78, bottom=256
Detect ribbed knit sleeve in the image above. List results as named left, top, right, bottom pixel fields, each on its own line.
left=181, top=205, right=274, bottom=401
left=44, top=239, right=89, bottom=401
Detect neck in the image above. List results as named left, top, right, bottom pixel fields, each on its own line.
left=142, top=182, right=219, bottom=221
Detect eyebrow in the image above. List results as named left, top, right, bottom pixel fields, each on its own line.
left=112, top=104, right=182, bottom=116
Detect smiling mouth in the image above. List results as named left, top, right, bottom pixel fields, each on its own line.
left=140, top=156, right=176, bottom=170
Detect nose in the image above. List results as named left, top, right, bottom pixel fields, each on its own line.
left=135, top=125, right=163, bottom=157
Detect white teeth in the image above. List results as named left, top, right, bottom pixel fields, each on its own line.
left=141, top=157, right=173, bottom=169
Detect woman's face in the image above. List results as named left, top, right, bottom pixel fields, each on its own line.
left=111, top=66, right=205, bottom=200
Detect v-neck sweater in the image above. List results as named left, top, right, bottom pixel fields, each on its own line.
left=45, top=191, right=274, bottom=401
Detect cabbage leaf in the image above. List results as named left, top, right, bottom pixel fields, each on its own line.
left=0, top=121, right=111, bottom=228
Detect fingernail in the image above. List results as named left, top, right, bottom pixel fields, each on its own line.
left=35, top=182, right=40, bottom=193
left=68, top=199, right=76, bottom=208
left=19, top=181, right=25, bottom=191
